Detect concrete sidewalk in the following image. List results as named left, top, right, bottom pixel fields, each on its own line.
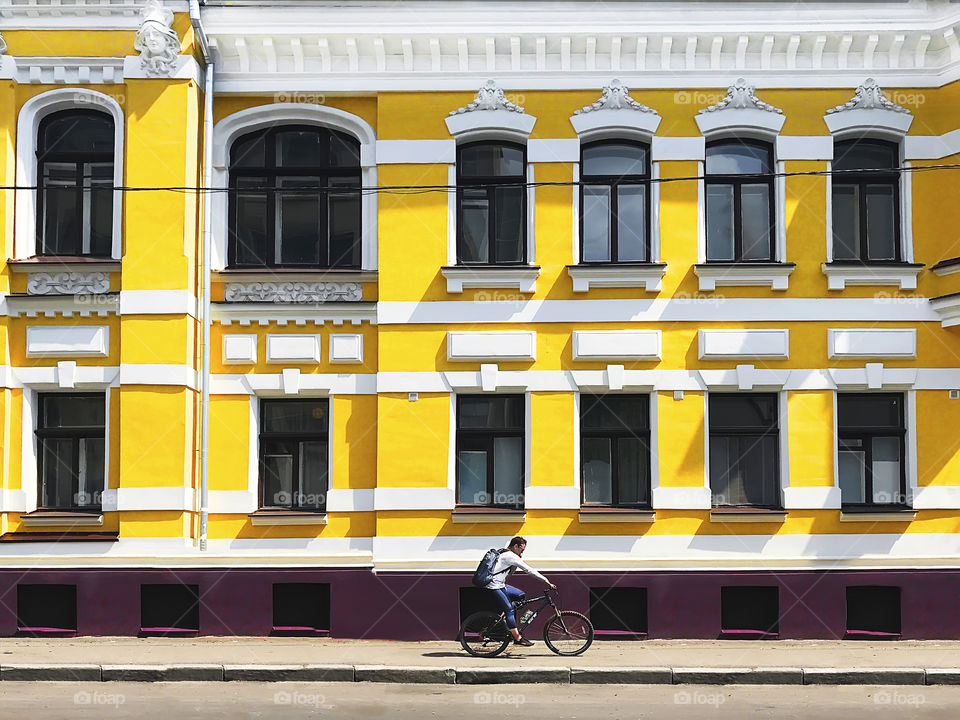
left=2, top=638, right=960, bottom=684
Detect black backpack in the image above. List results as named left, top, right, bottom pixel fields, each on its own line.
left=471, top=548, right=509, bottom=587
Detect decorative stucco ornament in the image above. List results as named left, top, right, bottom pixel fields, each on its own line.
left=449, top=80, right=526, bottom=115
left=224, top=282, right=364, bottom=303
left=826, top=78, right=911, bottom=115
left=575, top=79, right=658, bottom=115
left=0, top=33, right=7, bottom=56
left=699, top=77, right=783, bottom=115
left=26, top=272, right=111, bottom=296
left=134, top=0, right=180, bottom=77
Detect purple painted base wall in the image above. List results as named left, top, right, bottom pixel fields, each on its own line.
left=1, top=567, right=959, bottom=639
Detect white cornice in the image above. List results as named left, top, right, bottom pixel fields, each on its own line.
left=192, top=3, right=960, bottom=91
left=0, top=0, right=188, bottom=29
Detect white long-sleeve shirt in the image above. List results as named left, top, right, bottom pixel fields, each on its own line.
left=484, top=550, right=549, bottom=590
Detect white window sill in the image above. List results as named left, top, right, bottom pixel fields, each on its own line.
left=248, top=511, right=328, bottom=526
left=694, top=262, right=795, bottom=291
left=578, top=509, right=655, bottom=523
left=567, top=263, right=666, bottom=292
left=450, top=509, right=526, bottom=523
left=822, top=262, right=923, bottom=290
left=441, top=266, right=540, bottom=294
left=839, top=510, right=916, bottom=522
left=930, top=292, right=960, bottom=328
left=20, top=511, right=104, bottom=528
left=709, top=510, right=787, bottom=523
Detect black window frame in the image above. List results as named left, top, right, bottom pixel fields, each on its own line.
left=258, top=398, right=330, bottom=512
left=708, top=392, right=782, bottom=510
left=831, top=138, right=902, bottom=264
left=227, top=125, right=362, bottom=269
left=579, top=393, right=652, bottom=509
left=455, top=140, right=527, bottom=265
left=578, top=139, right=652, bottom=264
left=455, top=394, right=525, bottom=510
left=704, top=139, right=776, bottom=263
left=35, top=392, right=106, bottom=512
left=837, top=393, right=907, bottom=512
left=35, top=109, right=115, bottom=259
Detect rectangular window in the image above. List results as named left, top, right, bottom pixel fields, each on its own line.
left=579, top=142, right=650, bottom=263
left=36, top=393, right=105, bottom=511
left=831, top=139, right=901, bottom=263
left=456, top=143, right=526, bottom=265
left=580, top=394, right=651, bottom=508
left=708, top=394, right=780, bottom=509
left=456, top=395, right=524, bottom=509
left=837, top=394, right=906, bottom=509
left=259, top=399, right=329, bottom=511
left=705, top=142, right=775, bottom=262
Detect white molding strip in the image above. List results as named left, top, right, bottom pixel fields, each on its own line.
left=101, top=487, right=194, bottom=512
left=524, top=485, right=581, bottom=510
left=776, top=136, right=833, bottom=160
left=375, top=139, right=456, bottom=164
left=377, top=298, right=940, bottom=325
left=650, top=136, right=704, bottom=161
left=652, top=486, right=712, bottom=510
left=370, top=532, right=960, bottom=571
left=326, top=488, right=376, bottom=512
left=913, top=486, right=960, bottom=510
left=119, top=290, right=199, bottom=318
left=528, top=138, right=580, bottom=163
left=783, top=486, right=842, bottom=510
left=210, top=373, right=377, bottom=396
left=374, top=487, right=455, bottom=511
left=119, top=364, right=199, bottom=391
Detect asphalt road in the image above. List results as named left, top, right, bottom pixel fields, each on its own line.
left=1, top=682, right=957, bottom=719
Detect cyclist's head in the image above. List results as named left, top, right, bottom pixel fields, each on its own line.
left=508, top=536, right=527, bottom=554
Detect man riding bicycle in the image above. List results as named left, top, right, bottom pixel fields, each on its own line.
left=483, top=536, right=556, bottom=647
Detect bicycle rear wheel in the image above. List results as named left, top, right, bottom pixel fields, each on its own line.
left=459, top=611, right=511, bottom=657
left=542, top=610, right=594, bottom=656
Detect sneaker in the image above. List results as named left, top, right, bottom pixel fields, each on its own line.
left=513, top=637, right=534, bottom=647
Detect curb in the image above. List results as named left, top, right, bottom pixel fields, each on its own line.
left=0, top=664, right=955, bottom=685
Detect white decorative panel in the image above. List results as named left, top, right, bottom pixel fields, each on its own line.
left=447, top=331, right=536, bottom=362
left=572, top=330, right=661, bottom=361
left=329, top=334, right=364, bottom=363
left=265, top=334, right=322, bottom=363
left=26, top=325, right=109, bottom=357
left=828, top=328, right=917, bottom=359
left=698, top=329, right=789, bottom=360
left=222, top=334, right=257, bottom=364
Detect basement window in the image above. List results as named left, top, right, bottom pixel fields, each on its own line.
left=140, top=583, right=200, bottom=636
left=589, top=587, right=648, bottom=638
left=720, top=586, right=779, bottom=638
left=16, top=584, right=77, bottom=635
left=272, top=583, right=331, bottom=636
left=846, top=586, right=901, bottom=639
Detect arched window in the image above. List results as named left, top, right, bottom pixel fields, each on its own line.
left=228, top=125, right=361, bottom=268
left=36, top=110, right=115, bottom=257
left=704, top=140, right=775, bottom=262
left=580, top=141, right=650, bottom=263
left=456, top=141, right=526, bottom=264
left=832, top=139, right=900, bottom=263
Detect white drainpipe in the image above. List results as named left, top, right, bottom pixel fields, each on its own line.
left=190, top=0, right=213, bottom=551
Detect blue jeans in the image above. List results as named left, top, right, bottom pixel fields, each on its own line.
left=491, top=585, right=525, bottom=629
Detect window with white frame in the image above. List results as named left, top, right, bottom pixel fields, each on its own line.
left=708, top=393, right=781, bottom=509
left=456, top=142, right=527, bottom=265
left=837, top=393, right=907, bottom=510
left=36, top=110, right=115, bottom=258
left=455, top=395, right=524, bottom=509
left=258, top=399, right=329, bottom=511
left=229, top=126, right=362, bottom=269
left=36, top=393, right=105, bottom=511
left=579, top=141, right=651, bottom=264
left=831, top=139, right=901, bottom=263
left=580, top=394, right=651, bottom=508
left=705, top=140, right=776, bottom=262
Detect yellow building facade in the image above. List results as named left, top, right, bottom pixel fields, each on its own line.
left=2, top=0, right=960, bottom=638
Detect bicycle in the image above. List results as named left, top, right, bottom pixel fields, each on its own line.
left=458, top=588, right=594, bottom=657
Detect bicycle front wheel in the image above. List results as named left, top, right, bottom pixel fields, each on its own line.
left=459, top=611, right=511, bottom=657
left=542, top=610, right=594, bottom=656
